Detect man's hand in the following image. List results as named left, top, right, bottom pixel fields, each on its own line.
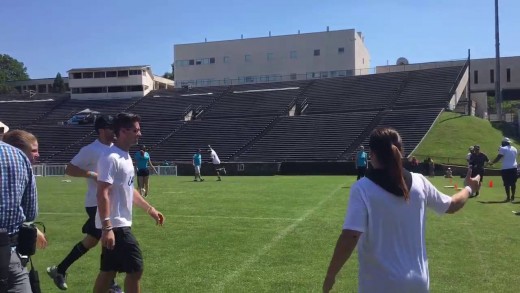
left=101, top=230, right=115, bottom=250
left=148, top=207, right=165, bottom=226
left=36, top=228, right=47, bottom=249
left=322, top=275, right=335, bottom=293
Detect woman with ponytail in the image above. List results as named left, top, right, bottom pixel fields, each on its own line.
left=323, top=127, right=481, bottom=293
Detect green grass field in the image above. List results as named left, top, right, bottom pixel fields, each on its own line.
left=33, top=175, right=520, bottom=292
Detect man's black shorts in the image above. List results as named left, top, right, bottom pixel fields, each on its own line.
left=501, top=168, right=518, bottom=186
left=100, top=227, right=143, bottom=273
left=137, top=168, right=150, bottom=177
left=471, top=168, right=484, bottom=182
left=83, top=207, right=101, bottom=240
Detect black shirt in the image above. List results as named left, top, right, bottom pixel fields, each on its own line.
left=469, top=152, right=489, bottom=169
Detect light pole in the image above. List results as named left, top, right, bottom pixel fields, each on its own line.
left=495, top=0, right=502, bottom=120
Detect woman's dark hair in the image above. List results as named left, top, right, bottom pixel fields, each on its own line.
left=113, top=112, right=141, bottom=136
left=369, top=127, right=409, bottom=200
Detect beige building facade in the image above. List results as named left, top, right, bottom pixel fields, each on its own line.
left=174, top=29, right=370, bottom=87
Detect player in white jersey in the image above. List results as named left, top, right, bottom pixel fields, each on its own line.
left=47, top=115, right=122, bottom=292
left=490, top=137, right=519, bottom=202
left=94, top=112, right=164, bottom=293
left=208, top=145, right=226, bottom=181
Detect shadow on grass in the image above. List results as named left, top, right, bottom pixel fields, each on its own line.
left=477, top=199, right=509, bottom=204
left=341, top=186, right=351, bottom=189
left=438, top=113, right=465, bottom=124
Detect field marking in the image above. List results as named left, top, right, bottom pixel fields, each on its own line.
left=38, top=212, right=298, bottom=221
left=213, top=184, right=343, bottom=292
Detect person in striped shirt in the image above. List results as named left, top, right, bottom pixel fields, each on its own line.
left=0, top=140, right=38, bottom=292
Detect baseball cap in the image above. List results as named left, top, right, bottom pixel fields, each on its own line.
left=502, top=137, right=511, bottom=144
left=469, top=146, right=474, bottom=151
left=94, top=115, right=114, bottom=131
left=0, top=121, right=9, bottom=135
left=474, top=145, right=480, bottom=150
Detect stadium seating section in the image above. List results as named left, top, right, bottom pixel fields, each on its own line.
left=0, top=65, right=466, bottom=163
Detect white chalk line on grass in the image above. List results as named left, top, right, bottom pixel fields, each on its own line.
left=213, top=184, right=343, bottom=292
left=38, top=212, right=298, bottom=221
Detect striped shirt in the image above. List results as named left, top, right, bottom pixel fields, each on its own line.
left=0, top=141, right=38, bottom=235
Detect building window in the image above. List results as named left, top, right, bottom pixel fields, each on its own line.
left=507, top=68, right=511, bottom=82
left=223, top=56, right=230, bottom=63
left=245, top=54, right=252, bottom=62
left=82, top=72, right=93, bottom=78
left=108, top=86, right=125, bottom=93
left=338, top=47, right=345, bottom=54
left=362, top=58, right=365, bottom=64
left=129, top=70, right=141, bottom=75
left=72, top=72, right=82, bottom=79
left=118, top=70, right=129, bottom=77
left=267, top=53, right=274, bottom=61
left=290, top=50, right=297, bottom=59
left=210, top=57, right=215, bottom=64
left=189, top=59, right=195, bottom=65
left=94, top=72, right=105, bottom=78
left=71, top=88, right=80, bottom=94
left=490, top=69, right=494, bottom=83
left=128, top=85, right=144, bottom=91
left=38, top=84, right=47, bottom=93
left=474, top=70, right=478, bottom=84
left=314, top=49, right=320, bottom=56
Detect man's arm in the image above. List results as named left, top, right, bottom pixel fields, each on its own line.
left=133, top=189, right=164, bottom=225
left=21, top=159, right=38, bottom=222
left=148, top=158, right=158, bottom=174
left=490, top=154, right=503, bottom=165
left=97, top=181, right=112, bottom=227
left=65, top=163, right=97, bottom=179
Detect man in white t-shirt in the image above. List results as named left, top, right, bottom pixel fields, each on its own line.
left=93, top=112, right=164, bottom=293
left=490, top=137, right=518, bottom=202
left=208, top=145, right=226, bottom=181
left=466, top=146, right=474, bottom=166
left=47, top=115, right=122, bottom=292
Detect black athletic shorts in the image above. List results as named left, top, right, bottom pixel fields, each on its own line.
left=501, top=168, right=518, bottom=186
left=137, top=168, right=150, bottom=177
left=471, top=168, right=484, bottom=182
left=100, top=227, right=143, bottom=273
left=83, top=206, right=101, bottom=240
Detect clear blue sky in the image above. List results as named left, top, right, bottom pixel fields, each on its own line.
left=0, top=0, right=518, bottom=79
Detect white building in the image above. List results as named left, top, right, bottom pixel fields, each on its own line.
left=174, top=29, right=370, bottom=87
left=376, top=56, right=520, bottom=118
left=68, top=65, right=174, bottom=100
left=7, top=77, right=70, bottom=94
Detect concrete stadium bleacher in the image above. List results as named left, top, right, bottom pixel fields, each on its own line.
left=1, top=64, right=467, bottom=164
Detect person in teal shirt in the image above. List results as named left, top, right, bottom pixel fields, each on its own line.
left=192, top=149, right=204, bottom=182
left=356, top=145, right=368, bottom=180
left=134, top=145, right=157, bottom=197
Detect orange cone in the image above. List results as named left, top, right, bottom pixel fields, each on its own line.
left=489, top=180, right=493, bottom=188
left=454, top=183, right=458, bottom=190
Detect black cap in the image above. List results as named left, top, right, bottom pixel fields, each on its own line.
left=94, top=115, right=114, bottom=132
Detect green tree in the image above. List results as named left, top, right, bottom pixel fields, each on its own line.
left=52, top=72, right=66, bottom=93
left=0, top=54, right=29, bottom=93
left=162, top=72, right=174, bottom=80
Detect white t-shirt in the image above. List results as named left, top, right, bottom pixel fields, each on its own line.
left=70, top=139, right=112, bottom=207
left=343, top=172, right=452, bottom=293
left=210, top=149, right=221, bottom=164
left=95, top=146, right=135, bottom=229
left=498, top=145, right=518, bottom=169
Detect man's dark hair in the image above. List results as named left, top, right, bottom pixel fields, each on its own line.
left=113, top=112, right=141, bottom=136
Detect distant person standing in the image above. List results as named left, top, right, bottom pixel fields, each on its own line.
left=193, top=149, right=204, bottom=182
left=134, top=145, right=157, bottom=197
left=490, top=138, right=518, bottom=202
left=466, top=146, right=475, bottom=166
left=356, top=146, right=368, bottom=180
left=208, top=145, right=226, bottom=181
left=469, top=145, right=489, bottom=197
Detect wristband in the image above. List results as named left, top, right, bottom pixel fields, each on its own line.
left=464, top=186, right=473, bottom=195
left=88, top=171, right=96, bottom=178
left=103, top=217, right=110, bottom=222
left=102, top=226, right=112, bottom=231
